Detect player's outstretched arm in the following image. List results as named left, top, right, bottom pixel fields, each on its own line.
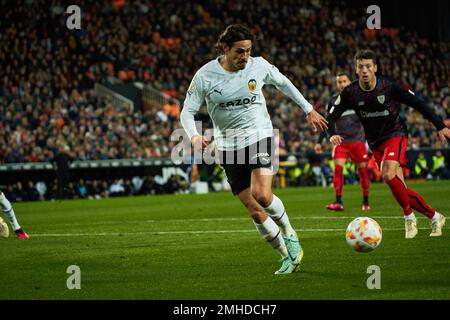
left=392, top=82, right=447, bottom=138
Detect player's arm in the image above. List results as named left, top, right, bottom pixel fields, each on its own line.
left=314, top=101, right=332, bottom=153
left=261, top=58, right=327, bottom=131
left=326, top=90, right=351, bottom=146
left=392, top=82, right=450, bottom=142
left=180, top=73, right=208, bottom=151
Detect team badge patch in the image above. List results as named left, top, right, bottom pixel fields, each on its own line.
left=377, top=95, right=385, bottom=104
left=248, top=79, right=257, bottom=91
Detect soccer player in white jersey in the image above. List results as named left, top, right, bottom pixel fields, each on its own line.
left=181, top=24, right=327, bottom=274
left=0, top=191, right=29, bottom=239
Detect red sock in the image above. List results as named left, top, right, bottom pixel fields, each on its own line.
left=407, top=188, right=435, bottom=219
left=333, top=165, right=344, bottom=197
left=358, top=167, right=370, bottom=197
left=386, top=176, right=412, bottom=216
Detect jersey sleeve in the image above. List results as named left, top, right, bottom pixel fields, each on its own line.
left=391, top=82, right=446, bottom=130
left=326, top=89, right=351, bottom=136
left=260, top=58, right=313, bottom=114
left=180, top=72, right=206, bottom=140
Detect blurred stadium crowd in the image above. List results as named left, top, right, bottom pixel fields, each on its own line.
left=0, top=0, right=449, bottom=199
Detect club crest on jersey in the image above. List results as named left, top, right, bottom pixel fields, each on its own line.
left=248, top=79, right=257, bottom=91
left=377, top=95, right=385, bottom=104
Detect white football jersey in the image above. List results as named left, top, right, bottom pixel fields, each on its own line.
left=182, top=56, right=313, bottom=151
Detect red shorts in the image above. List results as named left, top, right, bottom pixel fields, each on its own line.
left=372, top=136, right=408, bottom=167
left=332, top=141, right=369, bottom=163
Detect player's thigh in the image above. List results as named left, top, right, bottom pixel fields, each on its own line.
left=250, top=168, right=273, bottom=207
left=332, top=144, right=349, bottom=162
left=334, top=158, right=346, bottom=167
left=349, top=142, right=369, bottom=164
left=380, top=160, right=401, bottom=181
left=222, top=164, right=252, bottom=196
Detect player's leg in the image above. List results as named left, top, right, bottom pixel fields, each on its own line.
left=236, top=187, right=297, bottom=274
left=0, top=191, right=28, bottom=239
left=221, top=154, right=292, bottom=274
left=352, top=142, right=370, bottom=210
left=398, top=168, right=446, bottom=237
left=381, top=160, right=418, bottom=238
left=236, top=188, right=288, bottom=256
left=357, top=161, right=370, bottom=210
left=327, top=155, right=346, bottom=211
left=250, top=168, right=303, bottom=273
left=0, top=215, right=9, bottom=238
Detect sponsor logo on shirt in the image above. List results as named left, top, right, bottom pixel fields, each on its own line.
left=219, top=95, right=257, bottom=108
left=360, top=110, right=389, bottom=118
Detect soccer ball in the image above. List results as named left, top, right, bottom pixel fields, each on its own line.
left=345, top=217, right=382, bottom=252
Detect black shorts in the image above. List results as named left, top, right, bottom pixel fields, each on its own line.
left=219, top=138, right=274, bottom=196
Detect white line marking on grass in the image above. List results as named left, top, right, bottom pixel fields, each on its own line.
left=30, top=227, right=449, bottom=237
left=141, top=216, right=408, bottom=223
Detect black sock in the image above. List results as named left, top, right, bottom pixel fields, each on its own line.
left=363, top=196, right=369, bottom=205
left=336, top=196, right=343, bottom=204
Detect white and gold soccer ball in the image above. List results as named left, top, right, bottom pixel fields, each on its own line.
left=345, top=217, right=382, bottom=252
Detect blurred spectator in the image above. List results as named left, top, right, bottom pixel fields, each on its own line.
left=414, top=153, right=431, bottom=179
left=77, top=179, right=88, bottom=199
left=0, top=0, right=447, bottom=167
left=110, top=179, right=125, bottom=197
left=53, top=145, right=73, bottom=199
left=432, top=151, right=450, bottom=179
left=25, top=181, right=40, bottom=201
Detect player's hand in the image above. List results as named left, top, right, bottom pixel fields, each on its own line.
left=437, top=127, right=450, bottom=142
left=314, top=143, right=323, bottom=154
left=306, top=110, right=328, bottom=132
left=191, top=135, right=209, bottom=153
left=330, top=135, right=344, bottom=146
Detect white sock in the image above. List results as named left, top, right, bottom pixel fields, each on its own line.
left=404, top=212, right=416, bottom=221
left=254, top=217, right=288, bottom=258
left=0, top=192, right=21, bottom=231
left=431, top=211, right=441, bottom=222
left=263, top=194, right=296, bottom=237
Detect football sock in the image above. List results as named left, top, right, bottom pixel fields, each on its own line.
left=431, top=212, right=441, bottom=222
left=406, top=188, right=436, bottom=219
left=386, top=176, right=412, bottom=216
left=336, top=196, right=343, bottom=205
left=0, top=192, right=21, bottom=231
left=263, top=194, right=296, bottom=237
left=363, top=196, right=369, bottom=205
left=254, top=217, right=288, bottom=258
left=404, top=212, right=416, bottom=221
left=358, top=167, right=370, bottom=199
left=333, top=165, right=344, bottom=199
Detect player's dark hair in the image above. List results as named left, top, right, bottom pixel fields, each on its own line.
left=354, top=49, right=377, bottom=65
left=215, top=24, right=254, bottom=54
left=336, top=72, right=351, bottom=80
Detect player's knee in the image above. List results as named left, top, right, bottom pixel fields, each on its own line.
left=382, top=170, right=395, bottom=182
left=251, top=189, right=271, bottom=208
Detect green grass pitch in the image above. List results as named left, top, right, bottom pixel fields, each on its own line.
left=1, top=181, right=449, bottom=300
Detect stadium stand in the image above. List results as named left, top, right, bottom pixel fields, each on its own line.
left=0, top=0, right=448, bottom=199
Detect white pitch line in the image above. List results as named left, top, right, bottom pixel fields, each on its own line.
left=142, top=216, right=409, bottom=223
left=29, top=227, right=449, bottom=237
